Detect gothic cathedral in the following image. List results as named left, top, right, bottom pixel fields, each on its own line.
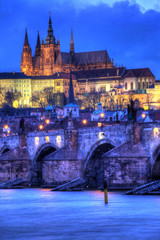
left=21, top=15, right=114, bottom=76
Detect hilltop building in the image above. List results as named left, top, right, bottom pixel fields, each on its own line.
left=0, top=15, right=157, bottom=110
left=21, top=15, right=113, bottom=76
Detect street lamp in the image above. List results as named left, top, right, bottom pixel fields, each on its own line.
left=45, top=119, right=50, bottom=124
left=45, top=119, right=50, bottom=132
left=4, top=125, right=8, bottom=130
left=142, top=113, right=146, bottom=119
left=100, top=113, right=104, bottom=118
left=83, top=119, right=87, bottom=125
left=39, top=124, right=43, bottom=130
left=3, top=124, right=10, bottom=136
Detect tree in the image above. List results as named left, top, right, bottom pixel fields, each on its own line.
left=83, top=91, right=101, bottom=109
left=146, top=93, right=154, bottom=110
left=31, top=92, right=46, bottom=108
left=0, top=86, right=4, bottom=107
left=42, top=87, right=54, bottom=105
left=4, top=90, right=21, bottom=107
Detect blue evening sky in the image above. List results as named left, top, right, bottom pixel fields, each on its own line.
left=0, top=0, right=160, bottom=79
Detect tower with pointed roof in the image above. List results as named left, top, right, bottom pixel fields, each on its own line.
left=35, top=31, right=41, bottom=57
left=21, top=29, right=33, bottom=76
left=64, top=72, right=79, bottom=118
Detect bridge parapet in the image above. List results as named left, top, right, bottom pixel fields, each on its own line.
left=26, top=129, right=65, bottom=161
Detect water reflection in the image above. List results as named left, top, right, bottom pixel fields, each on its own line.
left=0, top=189, right=160, bottom=240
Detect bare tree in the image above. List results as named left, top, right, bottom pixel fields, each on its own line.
left=42, top=87, right=54, bottom=105
left=4, top=90, right=21, bottom=107
left=31, top=92, right=46, bottom=108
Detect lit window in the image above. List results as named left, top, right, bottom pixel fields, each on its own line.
left=45, top=136, right=49, bottom=142
left=154, top=128, right=159, bottom=138
left=35, top=137, right=39, bottom=145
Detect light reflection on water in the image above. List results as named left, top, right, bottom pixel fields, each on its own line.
left=0, top=189, right=160, bottom=240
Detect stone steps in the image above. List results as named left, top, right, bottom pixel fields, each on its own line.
left=51, top=177, right=85, bottom=191
left=126, top=180, right=160, bottom=195
left=0, top=177, right=24, bottom=189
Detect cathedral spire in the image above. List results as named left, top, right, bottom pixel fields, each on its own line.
left=24, top=28, right=29, bottom=46
left=35, top=31, right=41, bottom=56
left=68, top=71, right=75, bottom=104
left=46, top=12, right=55, bottom=44
left=70, top=28, right=74, bottom=54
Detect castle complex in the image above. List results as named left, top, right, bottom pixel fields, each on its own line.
left=21, top=15, right=113, bottom=76
left=0, top=15, right=159, bottom=109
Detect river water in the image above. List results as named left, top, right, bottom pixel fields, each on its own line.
left=0, top=189, right=160, bottom=240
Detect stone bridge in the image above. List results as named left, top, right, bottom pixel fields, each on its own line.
left=0, top=121, right=160, bottom=188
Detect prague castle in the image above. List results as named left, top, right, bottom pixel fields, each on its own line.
left=21, top=15, right=113, bottom=76
left=0, top=15, right=158, bottom=109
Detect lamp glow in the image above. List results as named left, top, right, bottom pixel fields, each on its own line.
left=83, top=119, right=87, bottom=125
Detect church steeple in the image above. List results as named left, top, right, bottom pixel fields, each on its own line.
left=68, top=71, right=75, bottom=104
left=35, top=31, right=41, bottom=56
left=70, top=29, right=74, bottom=54
left=46, top=12, right=55, bottom=44
left=24, top=28, right=29, bottom=46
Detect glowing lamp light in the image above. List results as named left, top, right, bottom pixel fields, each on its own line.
left=154, top=127, right=159, bottom=138
left=39, top=124, right=43, bottom=130
left=100, top=113, right=104, bottom=118
left=142, top=113, right=146, bottom=119
left=46, top=119, right=50, bottom=124
left=83, top=119, right=87, bottom=125
left=35, top=137, right=39, bottom=145
left=98, top=122, right=102, bottom=127
left=56, top=135, right=61, bottom=143
left=45, top=136, right=50, bottom=142
left=99, top=132, right=105, bottom=139
left=4, top=125, right=8, bottom=130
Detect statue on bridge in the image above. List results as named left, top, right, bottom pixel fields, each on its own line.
left=18, top=117, right=25, bottom=135
left=127, top=99, right=137, bottom=122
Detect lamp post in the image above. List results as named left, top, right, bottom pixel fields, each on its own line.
left=100, top=112, right=104, bottom=119
left=39, top=124, right=43, bottom=131
left=45, top=119, right=50, bottom=132
left=3, top=125, right=10, bottom=136
left=83, top=119, right=87, bottom=125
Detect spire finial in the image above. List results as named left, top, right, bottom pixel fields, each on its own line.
left=70, top=28, right=74, bottom=53
left=57, top=35, right=60, bottom=44
left=24, top=28, right=29, bottom=46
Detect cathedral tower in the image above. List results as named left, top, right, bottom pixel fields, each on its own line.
left=21, top=29, right=33, bottom=76
left=35, top=31, right=41, bottom=56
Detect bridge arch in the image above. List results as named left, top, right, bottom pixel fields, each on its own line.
left=84, top=138, right=115, bottom=188
left=33, top=142, right=58, bottom=164
left=152, top=144, right=160, bottom=179
left=0, top=145, right=11, bottom=155
left=32, top=142, right=58, bottom=186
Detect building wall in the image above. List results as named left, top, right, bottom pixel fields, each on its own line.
left=0, top=76, right=77, bottom=108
